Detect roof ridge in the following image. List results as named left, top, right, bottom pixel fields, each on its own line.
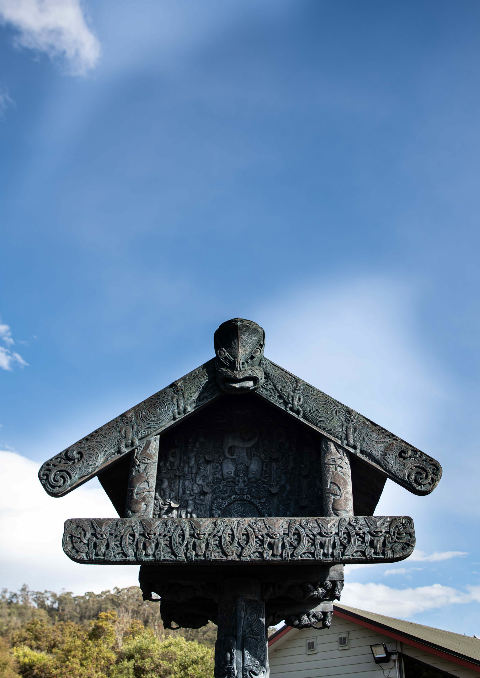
left=334, top=603, right=476, bottom=641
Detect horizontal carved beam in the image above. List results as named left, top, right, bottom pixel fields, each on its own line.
left=63, top=516, right=415, bottom=565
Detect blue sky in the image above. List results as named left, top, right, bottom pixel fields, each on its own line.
left=1, top=0, right=480, bottom=634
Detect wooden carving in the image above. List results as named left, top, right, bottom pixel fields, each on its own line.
left=38, top=317, right=442, bottom=678
left=63, top=516, right=415, bottom=565
left=38, top=319, right=441, bottom=499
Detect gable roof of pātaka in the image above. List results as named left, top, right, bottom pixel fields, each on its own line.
left=269, top=605, right=480, bottom=673
left=38, top=355, right=442, bottom=499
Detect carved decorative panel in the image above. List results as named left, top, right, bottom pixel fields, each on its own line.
left=125, top=435, right=159, bottom=517
left=38, top=355, right=442, bottom=500
left=258, top=359, right=442, bottom=495
left=63, top=516, right=415, bottom=565
left=154, top=395, right=323, bottom=520
left=321, top=439, right=353, bottom=517
left=38, top=359, right=220, bottom=497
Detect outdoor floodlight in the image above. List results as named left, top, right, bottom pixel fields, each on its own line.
left=370, top=643, right=391, bottom=664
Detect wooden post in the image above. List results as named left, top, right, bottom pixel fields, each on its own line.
left=125, top=435, right=160, bottom=517
left=321, top=438, right=354, bottom=517
left=320, top=437, right=353, bottom=627
left=215, top=578, right=268, bottom=678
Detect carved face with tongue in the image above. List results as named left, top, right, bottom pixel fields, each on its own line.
left=214, top=318, right=265, bottom=393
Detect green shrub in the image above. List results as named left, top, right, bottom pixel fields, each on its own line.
left=8, top=610, right=214, bottom=678
left=0, top=637, right=19, bottom=678
left=113, top=633, right=214, bottom=678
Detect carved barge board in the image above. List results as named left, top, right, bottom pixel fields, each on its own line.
left=63, top=516, right=415, bottom=566
left=38, top=359, right=221, bottom=498
left=39, top=357, right=441, bottom=499
left=258, top=359, right=441, bottom=496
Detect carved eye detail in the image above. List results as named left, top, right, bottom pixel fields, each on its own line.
left=217, top=349, right=226, bottom=358
left=252, top=348, right=261, bottom=357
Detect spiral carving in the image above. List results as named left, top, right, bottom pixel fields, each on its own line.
left=44, top=465, right=73, bottom=491
left=405, top=460, right=442, bottom=493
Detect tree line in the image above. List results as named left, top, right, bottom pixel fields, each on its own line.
left=0, top=585, right=216, bottom=678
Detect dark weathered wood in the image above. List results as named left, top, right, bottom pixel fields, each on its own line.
left=258, top=359, right=441, bottom=496
left=38, top=317, right=440, bottom=678
left=139, top=562, right=345, bottom=629
left=38, top=359, right=220, bottom=498
left=153, top=394, right=325, bottom=521
left=125, top=435, right=159, bottom=517
left=62, top=516, right=415, bottom=565
left=38, top=319, right=441, bottom=499
left=321, top=439, right=354, bottom=517
left=97, top=452, right=131, bottom=517
left=214, top=579, right=268, bottom=678
left=320, top=437, right=354, bottom=629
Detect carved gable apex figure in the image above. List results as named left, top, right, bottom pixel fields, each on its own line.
left=39, top=317, right=441, bottom=507
left=214, top=318, right=265, bottom=393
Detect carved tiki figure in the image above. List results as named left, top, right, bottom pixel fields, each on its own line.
left=39, top=317, right=442, bottom=678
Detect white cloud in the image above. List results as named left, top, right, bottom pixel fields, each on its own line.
left=467, top=587, right=480, bottom=603
left=0, top=451, right=138, bottom=593
left=0, top=0, right=100, bottom=75
left=342, top=582, right=473, bottom=618
left=410, top=550, right=468, bottom=562
left=383, top=567, right=423, bottom=576
left=0, top=88, right=13, bottom=115
left=0, top=320, right=13, bottom=345
left=384, top=568, right=406, bottom=576
left=0, top=347, right=27, bottom=370
left=0, top=317, right=27, bottom=370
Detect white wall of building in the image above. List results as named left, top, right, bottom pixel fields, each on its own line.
left=268, top=615, right=480, bottom=678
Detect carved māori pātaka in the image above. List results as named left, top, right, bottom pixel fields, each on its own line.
left=38, top=318, right=442, bottom=678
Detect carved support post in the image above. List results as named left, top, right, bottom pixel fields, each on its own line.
left=215, top=578, right=268, bottom=678
left=125, top=435, right=160, bottom=517
left=320, top=437, right=352, bottom=615
left=321, top=438, right=354, bottom=517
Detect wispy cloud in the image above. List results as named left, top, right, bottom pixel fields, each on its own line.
left=0, top=317, right=27, bottom=371
left=0, top=0, right=101, bottom=75
left=383, top=567, right=423, bottom=576
left=343, top=582, right=474, bottom=619
left=410, top=550, right=468, bottom=563
left=0, top=88, right=13, bottom=115
left=0, top=320, right=14, bottom=346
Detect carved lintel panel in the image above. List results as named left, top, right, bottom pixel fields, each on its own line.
left=321, top=439, right=353, bottom=518
left=215, top=579, right=268, bottom=678
left=125, top=435, right=160, bottom=517
left=63, top=516, right=415, bottom=565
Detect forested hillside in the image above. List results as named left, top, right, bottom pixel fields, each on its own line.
left=0, top=586, right=216, bottom=677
